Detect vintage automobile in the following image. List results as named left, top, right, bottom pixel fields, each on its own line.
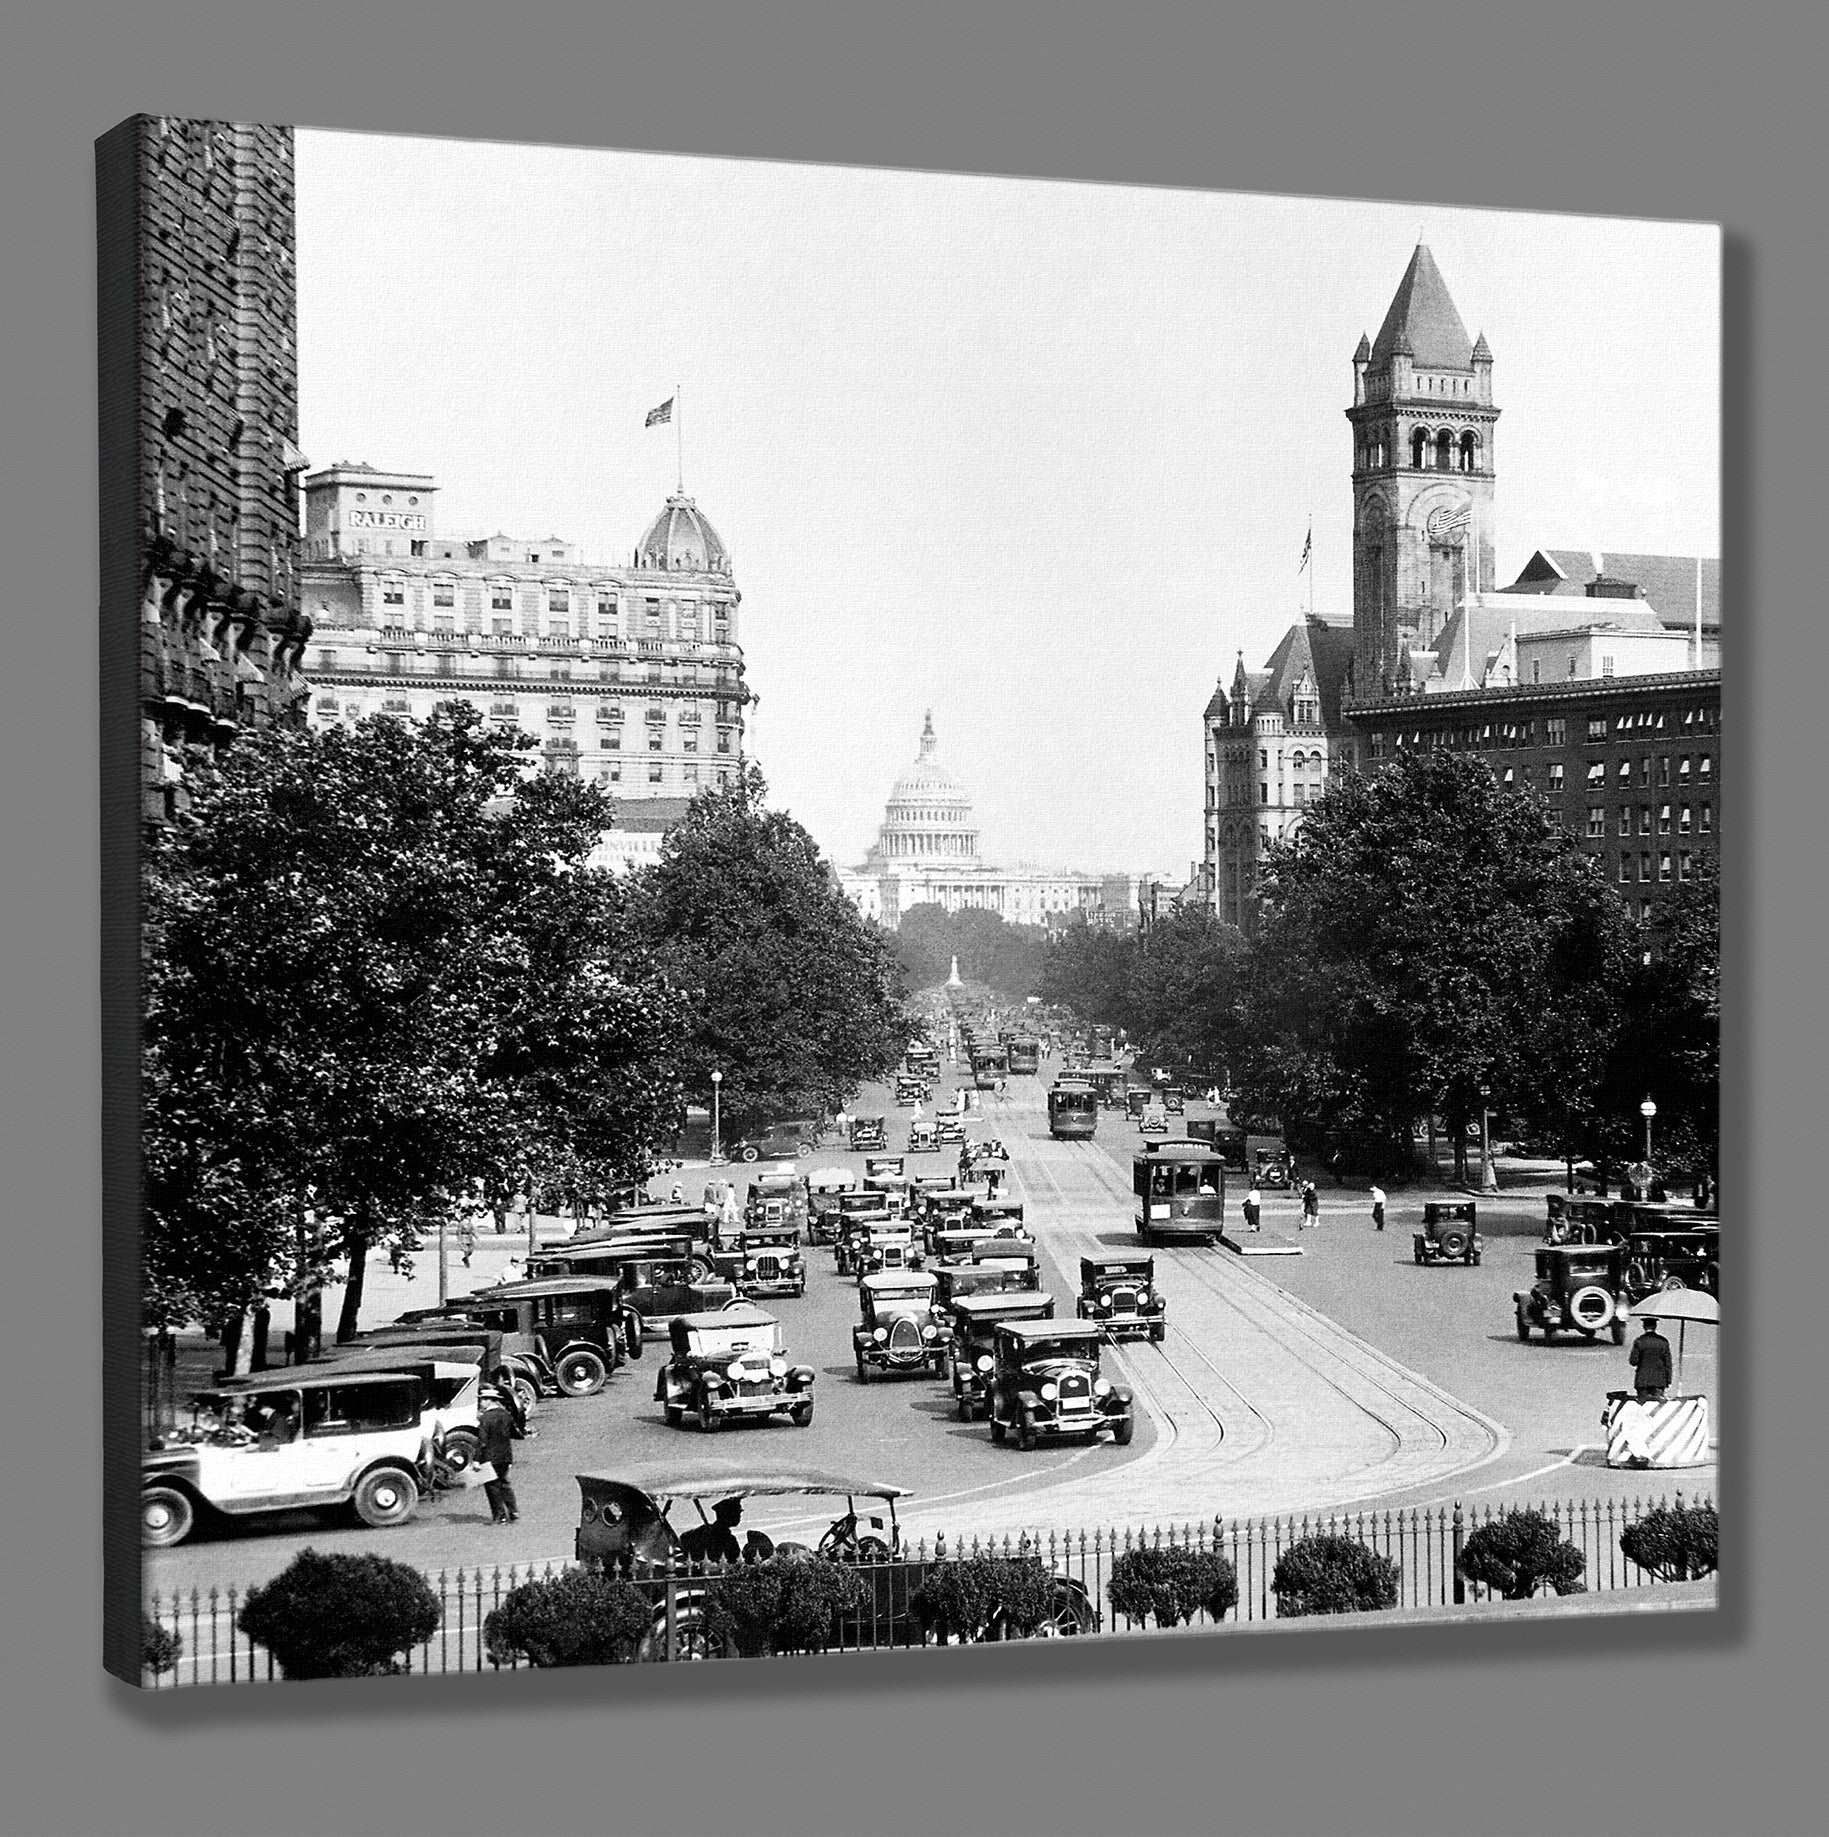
left=830, top=1192, right=896, bottom=1274
left=734, top=1226, right=807, bottom=1299
left=1413, top=1200, right=1483, bottom=1267
left=849, top=1115, right=889, bottom=1153
left=1047, top=1080, right=1099, bottom=1141
left=744, top=1172, right=808, bottom=1237
left=929, top=1225, right=999, bottom=1266
left=853, top=1270, right=947, bottom=1380
left=655, top=1307, right=815, bottom=1431
left=933, top=1259, right=1043, bottom=1315
left=142, top=1371, right=436, bottom=1548
left=1140, top=1101, right=1170, bottom=1135
left=532, top=1230, right=714, bottom=1284
left=1133, top=1141, right=1227, bottom=1246
left=916, top=1186, right=976, bottom=1246
left=727, top=1119, right=819, bottom=1163
left=862, top=1154, right=907, bottom=1193
left=1622, top=1227, right=1720, bottom=1302
left=304, top=1343, right=490, bottom=1472
left=987, top=1320, right=1135, bottom=1449
left=1076, top=1255, right=1166, bottom=1342
left=1514, top=1244, right=1632, bottom=1344
left=963, top=1135, right=1009, bottom=1164
left=572, top=1464, right=1098, bottom=1653
left=894, top=1074, right=930, bottom=1105
left=422, top=1277, right=635, bottom=1393
left=1253, top=1144, right=1292, bottom=1189
left=968, top=1194, right=1026, bottom=1235
left=1161, top=1086, right=1186, bottom=1115
left=933, top=1115, right=968, bottom=1148
left=1185, top=1116, right=1250, bottom=1173
left=907, top=1120, right=941, bottom=1154
left=1544, top=1194, right=1625, bottom=1245
left=947, top=1292, right=1058, bottom=1420
left=853, top=1221, right=924, bottom=1278
left=1125, top=1086, right=1153, bottom=1121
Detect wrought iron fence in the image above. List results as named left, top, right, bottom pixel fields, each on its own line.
left=144, top=1490, right=1712, bottom=1687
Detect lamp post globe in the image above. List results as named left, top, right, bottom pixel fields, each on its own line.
left=1640, top=1097, right=1657, bottom=1164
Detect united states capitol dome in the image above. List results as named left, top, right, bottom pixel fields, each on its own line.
left=865, top=712, right=981, bottom=870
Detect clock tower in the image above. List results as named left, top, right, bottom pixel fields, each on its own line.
left=1346, top=244, right=1498, bottom=697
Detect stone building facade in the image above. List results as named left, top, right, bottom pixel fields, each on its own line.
left=299, top=468, right=749, bottom=807
left=121, top=116, right=315, bottom=830
left=1204, top=241, right=1720, bottom=930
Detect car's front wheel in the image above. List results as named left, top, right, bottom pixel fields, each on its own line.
left=990, top=1415, right=1007, bottom=1445
left=791, top=1399, right=814, bottom=1428
left=1516, top=1305, right=1531, bottom=1342
left=555, top=1349, right=608, bottom=1397
left=440, top=1427, right=479, bottom=1475
left=141, top=1485, right=194, bottom=1549
left=698, top=1396, right=721, bottom=1433
left=1112, top=1413, right=1135, bottom=1446
left=352, top=1467, right=419, bottom=1529
left=1017, top=1411, right=1037, bottom=1452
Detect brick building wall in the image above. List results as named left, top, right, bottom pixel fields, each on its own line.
left=128, top=116, right=311, bottom=829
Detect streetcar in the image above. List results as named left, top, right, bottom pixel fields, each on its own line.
left=1047, top=1079, right=1099, bottom=1141
left=971, top=1045, right=1009, bottom=1091
left=1007, top=1037, right=1041, bottom=1076
left=1133, top=1140, right=1227, bottom=1246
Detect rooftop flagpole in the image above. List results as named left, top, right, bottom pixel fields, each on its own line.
left=676, top=381, right=684, bottom=493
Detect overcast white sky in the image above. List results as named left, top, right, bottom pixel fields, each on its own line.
left=296, top=130, right=1719, bottom=877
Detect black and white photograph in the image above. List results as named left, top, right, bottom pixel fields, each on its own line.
left=110, top=120, right=1721, bottom=1688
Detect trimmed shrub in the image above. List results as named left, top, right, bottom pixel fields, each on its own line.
left=237, top=1548, right=440, bottom=1680
left=700, top=1556, right=866, bottom=1658
left=141, top=1613, right=183, bottom=1678
left=1272, top=1534, right=1400, bottom=1618
left=910, top=1554, right=1063, bottom=1643
left=1619, top=1500, right=1718, bottom=1582
left=483, top=1569, right=654, bottom=1668
left=1458, top=1509, right=1588, bottom=1600
left=1108, top=1545, right=1239, bottom=1628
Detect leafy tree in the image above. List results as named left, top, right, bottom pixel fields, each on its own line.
left=1236, top=753, right=1636, bottom=1174
left=482, top=1569, right=654, bottom=1667
left=143, top=705, right=689, bottom=1342
left=1040, top=921, right=1138, bottom=1035
left=1619, top=1498, right=1718, bottom=1582
left=1457, top=1508, right=1588, bottom=1600
left=894, top=904, right=1050, bottom=1002
left=141, top=1614, right=182, bottom=1679
left=1108, top=1543, right=1239, bottom=1627
left=237, top=1548, right=440, bottom=1679
left=1124, top=908, right=1249, bottom=1077
left=1271, top=1534, right=1400, bottom=1617
left=632, top=765, right=909, bottom=1134
left=700, top=1556, right=866, bottom=1657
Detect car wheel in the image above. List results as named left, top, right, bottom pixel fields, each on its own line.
left=623, top=1313, right=645, bottom=1359
left=1661, top=1274, right=1688, bottom=1292
left=352, top=1467, right=419, bottom=1529
left=797, top=1142, right=812, bottom=1158
left=855, top=1353, right=869, bottom=1383
left=698, top=1397, right=721, bottom=1433
left=792, top=1400, right=814, bottom=1428
left=664, top=1404, right=683, bottom=1428
left=440, top=1428, right=479, bottom=1475
left=1113, top=1413, right=1135, bottom=1447
left=1413, top=1244, right=1424, bottom=1264
left=555, top=1349, right=608, bottom=1397
left=1471, top=1250, right=1482, bottom=1266
left=741, top=1145, right=759, bottom=1163
left=990, top=1415, right=1007, bottom=1444
left=510, top=1375, right=540, bottom=1418
left=141, top=1485, right=194, bottom=1549
left=1017, top=1411, right=1036, bottom=1452
left=1569, top=1284, right=1615, bottom=1335
left=1030, top=1581, right=1097, bottom=1637
left=687, top=1256, right=714, bottom=1282
left=1515, top=1305, right=1531, bottom=1343
left=957, top=1392, right=974, bottom=1422
left=1439, top=1230, right=1470, bottom=1259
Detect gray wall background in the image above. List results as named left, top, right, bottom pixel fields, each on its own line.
left=2, top=4, right=1819, bottom=1833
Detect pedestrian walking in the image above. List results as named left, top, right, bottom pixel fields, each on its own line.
left=457, top=1222, right=478, bottom=1268
left=1369, top=1184, right=1387, bottom=1233
left=1628, top=1317, right=1673, bottom=1400
left=1243, top=1185, right=1262, bottom=1232
left=1301, top=1181, right=1320, bottom=1229
left=477, top=1376, right=523, bottom=1524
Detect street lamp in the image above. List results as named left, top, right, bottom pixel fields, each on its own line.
left=1640, top=1096, right=1657, bottom=1165
left=1478, top=1083, right=1499, bottom=1194
left=709, top=1070, right=726, bottom=1166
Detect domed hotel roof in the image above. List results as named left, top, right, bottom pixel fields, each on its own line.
left=634, top=492, right=730, bottom=575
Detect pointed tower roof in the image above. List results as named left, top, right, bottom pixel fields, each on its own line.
left=1353, top=332, right=1371, bottom=362
left=1368, top=244, right=1475, bottom=371
left=1471, top=329, right=1492, bottom=361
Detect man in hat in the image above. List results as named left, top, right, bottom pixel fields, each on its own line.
left=678, top=1496, right=744, bottom=1566
left=1629, top=1317, right=1674, bottom=1400
left=476, top=1369, right=526, bottom=1524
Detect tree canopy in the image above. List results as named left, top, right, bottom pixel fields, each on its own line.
left=893, top=904, right=1049, bottom=1001
left=143, top=705, right=689, bottom=1338
left=1234, top=751, right=1636, bottom=1167
left=629, top=764, right=909, bottom=1134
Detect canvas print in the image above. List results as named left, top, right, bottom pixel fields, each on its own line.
left=101, top=119, right=1721, bottom=1687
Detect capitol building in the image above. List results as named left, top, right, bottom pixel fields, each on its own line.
left=838, top=712, right=1145, bottom=931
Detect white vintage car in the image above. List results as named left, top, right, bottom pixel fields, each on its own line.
left=655, top=1307, right=816, bottom=1431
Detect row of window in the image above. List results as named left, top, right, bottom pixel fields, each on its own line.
left=1370, top=718, right=1716, bottom=761
left=1612, top=851, right=1698, bottom=885
left=1586, top=803, right=1715, bottom=837
left=1582, top=755, right=1714, bottom=787
left=371, top=589, right=733, bottom=638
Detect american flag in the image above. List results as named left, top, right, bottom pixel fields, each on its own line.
left=1439, top=505, right=1472, bottom=537
left=645, top=396, right=674, bottom=428
left=1298, top=524, right=1312, bottom=573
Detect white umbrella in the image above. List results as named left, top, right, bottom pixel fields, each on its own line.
left=1632, top=1287, right=1718, bottom=1390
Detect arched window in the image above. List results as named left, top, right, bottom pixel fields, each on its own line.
left=1460, top=430, right=1478, bottom=473
left=1411, top=428, right=1428, bottom=469
left=1435, top=430, right=1454, bottom=472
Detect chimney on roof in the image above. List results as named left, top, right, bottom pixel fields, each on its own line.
left=1585, top=575, right=1639, bottom=601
